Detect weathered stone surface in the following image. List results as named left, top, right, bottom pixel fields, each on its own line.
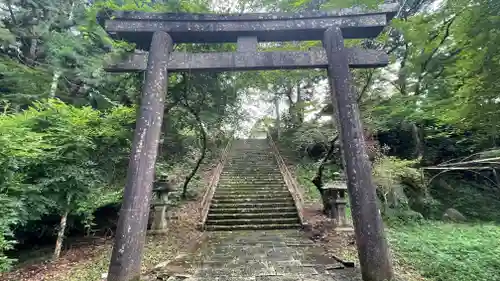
left=323, top=27, right=393, bottom=281
left=178, top=230, right=363, bottom=281
left=151, top=205, right=168, bottom=231
left=387, top=183, right=409, bottom=208
left=150, top=184, right=171, bottom=232
left=106, top=31, right=173, bottom=281
left=321, top=181, right=348, bottom=226
left=237, top=36, right=258, bottom=52
left=104, top=48, right=389, bottom=72
left=205, top=139, right=300, bottom=231
left=442, top=208, right=466, bottom=222
left=99, top=3, right=397, bottom=22
left=98, top=3, right=398, bottom=48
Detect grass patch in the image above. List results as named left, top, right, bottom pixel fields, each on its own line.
left=388, top=222, right=500, bottom=281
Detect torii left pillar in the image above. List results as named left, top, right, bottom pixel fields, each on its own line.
left=107, top=31, right=172, bottom=281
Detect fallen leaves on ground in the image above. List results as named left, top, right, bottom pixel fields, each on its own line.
left=0, top=199, right=203, bottom=281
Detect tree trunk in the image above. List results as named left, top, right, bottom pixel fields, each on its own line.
left=182, top=106, right=207, bottom=199
left=48, top=3, right=75, bottom=98
left=412, top=123, right=423, bottom=159
left=311, top=135, right=339, bottom=192
left=49, top=70, right=62, bottom=98
left=296, top=83, right=304, bottom=124
left=285, top=86, right=297, bottom=126
left=53, top=194, right=72, bottom=260
left=274, top=97, right=281, bottom=139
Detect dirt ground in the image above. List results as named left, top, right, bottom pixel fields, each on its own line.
left=0, top=199, right=204, bottom=281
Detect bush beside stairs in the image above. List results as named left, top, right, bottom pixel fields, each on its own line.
left=205, top=138, right=301, bottom=231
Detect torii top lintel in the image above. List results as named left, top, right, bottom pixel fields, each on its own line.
left=98, top=3, right=398, bottom=51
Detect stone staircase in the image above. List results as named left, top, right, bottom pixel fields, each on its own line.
left=205, top=139, right=301, bottom=231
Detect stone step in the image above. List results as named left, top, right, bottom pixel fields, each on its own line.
left=223, top=165, right=279, bottom=167
left=221, top=172, right=281, bottom=175
left=207, top=212, right=297, bottom=220
left=217, top=182, right=285, bottom=187
left=213, top=193, right=292, bottom=200
left=218, top=179, right=284, bottom=184
left=204, top=139, right=301, bottom=230
left=212, top=197, right=293, bottom=204
left=220, top=171, right=279, bottom=174
left=218, top=177, right=283, bottom=181
left=217, top=186, right=286, bottom=190
left=208, top=206, right=297, bottom=214
left=205, top=223, right=301, bottom=231
left=216, top=186, right=287, bottom=191
left=225, top=160, right=276, bottom=163
left=217, top=184, right=286, bottom=188
left=215, top=190, right=289, bottom=195
left=220, top=173, right=282, bottom=176
left=223, top=167, right=278, bottom=170
left=205, top=217, right=300, bottom=226
left=217, top=183, right=285, bottom=188
left=226, top=160, right=275, bottom=162
left=210, top=202, right=295, bottom=209
left=215, top=188, right=288, bottom=194
left=219, top=175, right=282, bottom=178
left=225, top=161, right=276, bottom=163
left=227, top=154, right=274, bottom=156
left=227, top=160, right=275, bottom=162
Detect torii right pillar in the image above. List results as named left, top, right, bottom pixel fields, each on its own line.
left=323, top=26, right=394, bottom=281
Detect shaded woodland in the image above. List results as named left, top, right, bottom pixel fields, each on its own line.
left=0, top=1, right=499, bottom=280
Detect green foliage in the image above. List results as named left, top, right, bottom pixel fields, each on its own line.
left=295, top=163, right=323, bottom=201
left=368, top=0, right=500, bottom=159
left=0, top=0, right=498, bottom=277
left=289, top=123, right=336, bottom=155
left=0, top=99, right=135, bottom=271
left=372, top=156, right=424, bottom=203
left=429, top=176, right=500, bottom=222
left=388, top=222, right=500, bottom=281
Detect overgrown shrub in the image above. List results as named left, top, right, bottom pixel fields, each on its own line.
left=372, top=156, right=424, bottom=209
left=429, top=175, right=500, bottom=222
left=0, top=99, right=135, bottom=271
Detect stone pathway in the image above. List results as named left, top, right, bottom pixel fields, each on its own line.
left=168, top=230, right=362, bottom=281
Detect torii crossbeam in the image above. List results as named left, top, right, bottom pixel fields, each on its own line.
left=98, top=3, right=398, bottom=281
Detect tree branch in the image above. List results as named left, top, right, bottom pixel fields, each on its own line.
left=357, top=70, right=374, bottom=102
left=311, top=135, right=339, bottom=190
left=7, top=0, right=17, bottom=25
left=415, top=14, right=457, bottom=96
left=180, top=101, right=207, bottom=199
left=178, top=73, right=208, bottom=199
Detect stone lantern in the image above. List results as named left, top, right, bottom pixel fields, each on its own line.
left=150, top=176, right=174, bottom=234
left=321, top=177, right=349, bottom=227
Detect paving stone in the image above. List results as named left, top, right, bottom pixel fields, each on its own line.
left=216, top=277, right=257, bottom=281
left=255, top=275, right=303, bottom=281
left=274, top=265, right=319, bottom=275
left=300, top=275, right=336, bottom=281
left=183, top=230, right=362, bottom=281
left=173, top=139, right=363, bottom=280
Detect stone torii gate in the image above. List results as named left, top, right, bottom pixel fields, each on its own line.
left=98, top=3, right=398, bottom=281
